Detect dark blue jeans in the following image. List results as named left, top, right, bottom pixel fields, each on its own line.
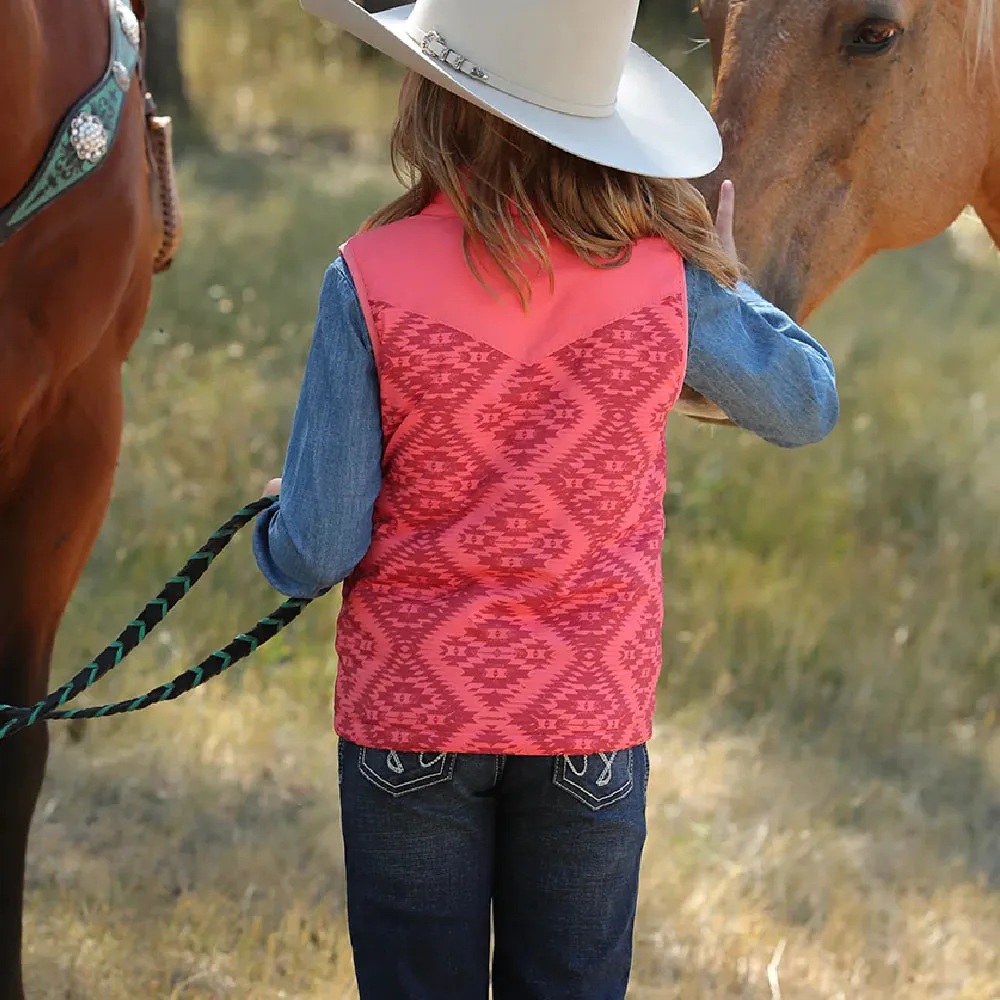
left=337, top=739, right=649, bottom=1000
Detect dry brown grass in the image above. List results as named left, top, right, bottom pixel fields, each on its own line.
left=23, top=686, right=1000, bottom=998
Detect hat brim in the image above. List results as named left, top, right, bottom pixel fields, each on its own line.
left=300, top=0, right=722, bottom=180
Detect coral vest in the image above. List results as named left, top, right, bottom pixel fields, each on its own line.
left=336, top=192, right=688, bottom=755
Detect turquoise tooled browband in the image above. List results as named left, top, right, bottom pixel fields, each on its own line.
left=0, top=0, right=141, bottom=246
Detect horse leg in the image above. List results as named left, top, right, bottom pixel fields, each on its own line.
left=0, top=344, right=126, bottom=1000
left=0, top=643, right=53, bottom=1000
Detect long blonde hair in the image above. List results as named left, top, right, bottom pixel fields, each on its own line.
left=361, top=72, right=739, bottom=307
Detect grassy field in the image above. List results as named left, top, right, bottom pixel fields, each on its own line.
left=17, top=37, right=1000, bottom=997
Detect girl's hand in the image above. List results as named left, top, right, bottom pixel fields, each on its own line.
left=263, top=477, right=282, bottom=498
left=714, top=179, right=739, bottom=267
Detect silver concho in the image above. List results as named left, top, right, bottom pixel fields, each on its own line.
left=115, top=0, right=141, bottom=48
left=70, top=113, right=109, bottom=164
left=112, top=60, right=131, bottom=91
left=420, top=30, right=489, bottom=82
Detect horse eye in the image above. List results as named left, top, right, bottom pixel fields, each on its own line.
left=845, top=18, right=902, bottom=57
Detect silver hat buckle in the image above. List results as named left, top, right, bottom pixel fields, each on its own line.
left=420, top=30, right=489, bottom=82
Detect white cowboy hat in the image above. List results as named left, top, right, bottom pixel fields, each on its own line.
left=299, top=0, right=722, bottom=180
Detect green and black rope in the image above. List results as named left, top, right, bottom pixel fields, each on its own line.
left=0, top=496, right=325, bottom=742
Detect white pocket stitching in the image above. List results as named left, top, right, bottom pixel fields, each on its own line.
left=358, top=748, right=457, bottom=797
left=553, top=748, right=633, bottom=811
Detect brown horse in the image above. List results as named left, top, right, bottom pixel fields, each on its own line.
left=0, top=1, right=178, bottom=996
left=693, top=0, right=998, bottom=321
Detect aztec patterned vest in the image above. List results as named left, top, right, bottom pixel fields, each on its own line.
left=336, top=192, right=688, bottom=755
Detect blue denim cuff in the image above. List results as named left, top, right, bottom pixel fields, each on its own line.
left=252, top=502, right=328, bottom=599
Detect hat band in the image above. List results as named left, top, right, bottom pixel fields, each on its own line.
left=405, top=24, right=617, bottom=119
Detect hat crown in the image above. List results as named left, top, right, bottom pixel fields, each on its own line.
left=405, top=0, right=641, bottom=118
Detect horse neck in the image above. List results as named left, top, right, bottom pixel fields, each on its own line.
left=0, top=0, right=46, bottom=202
left=0, top=0, right=45, bottom=113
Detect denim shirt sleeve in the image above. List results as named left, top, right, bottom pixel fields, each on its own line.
left=252, top=256, right=383, bottom=598
left=683, top=262, right=840, bottom=447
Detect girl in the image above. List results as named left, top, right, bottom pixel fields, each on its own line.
left=254, top=1, right=839, bottom=997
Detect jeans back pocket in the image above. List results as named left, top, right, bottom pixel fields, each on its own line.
left=552, top=748, right=634, bottom=811
left=358, top=747, right=457, bottom=797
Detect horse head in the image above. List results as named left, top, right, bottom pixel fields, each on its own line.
left=695, top=0, right=999, bottom=320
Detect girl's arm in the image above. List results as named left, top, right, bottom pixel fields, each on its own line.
left=252, top=257, right=383, bottom=598
left=683, top=262, right=840, bottom=448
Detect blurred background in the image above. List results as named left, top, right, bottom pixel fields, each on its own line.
left=24, top=1, right=1000, bottom=996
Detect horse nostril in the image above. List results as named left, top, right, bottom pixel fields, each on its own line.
left=765, top=276, right=803, bottom=320
left=746, top=256, right=802, bottom=318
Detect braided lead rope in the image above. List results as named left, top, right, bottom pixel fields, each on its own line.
left=0, top=496, right=323, bottom=741
left=0, top=596, right=312, bottom=740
